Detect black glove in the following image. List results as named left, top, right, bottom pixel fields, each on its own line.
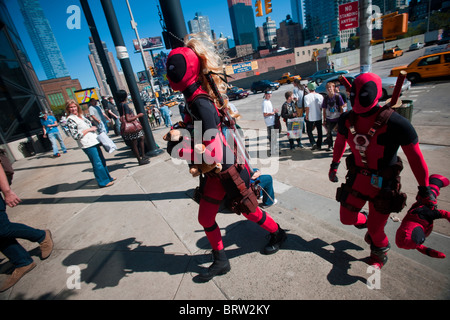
left=328, top=161, right=340, bottom=183
left=416, top=186, right=437, bottom=209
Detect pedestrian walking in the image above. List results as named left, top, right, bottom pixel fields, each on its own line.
left=166, top=37, right=286, bottom=282
left=116, top=90, right=149, bottom=166
left=39, top=112, right=67, bottom=157
left=88, top=98, right=110, bottom=134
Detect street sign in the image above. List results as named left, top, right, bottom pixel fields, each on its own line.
left=339, top=1, right=359, bottom=31
left=225, top=61, right=258, bottom=75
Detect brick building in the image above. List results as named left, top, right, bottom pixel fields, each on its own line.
left=40, top=76, right=82, bottom=116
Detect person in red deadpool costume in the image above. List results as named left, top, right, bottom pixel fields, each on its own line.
left=166, top=37, right=286, bottom=281
left=328, top=72, right=435, bottom=268
left=396, top=174, right=449, bottom=258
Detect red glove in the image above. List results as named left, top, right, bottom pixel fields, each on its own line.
left=416, top=186, right=437, bottom=209
left=328, top=162, right=339, bottom=183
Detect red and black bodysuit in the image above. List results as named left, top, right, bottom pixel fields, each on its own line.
left=329, top=73, right=433, bottom=268
left=166, top=45, right=286, bottom=281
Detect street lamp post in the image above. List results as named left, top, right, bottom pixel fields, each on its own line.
left=125, top=0, right=160, bottom=109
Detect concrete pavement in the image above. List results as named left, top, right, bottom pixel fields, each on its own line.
left=0, top=117, right=449, bottom=301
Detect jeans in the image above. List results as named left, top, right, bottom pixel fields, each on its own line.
left=259, top=174, right=275, bottom=206
left=113, top=118, right=121, bottom=136
left=306, top=119, right=323, bottom=148
left=83, top=144, right=114, bottom=187
left=0, top=197, right=45, bottom=267
left=324, top=120, right=339, bottom=148
left=48, top=131, right=67, bottom=155
left=161, top=111, right=172, bottom=127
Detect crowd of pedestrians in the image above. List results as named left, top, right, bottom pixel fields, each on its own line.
left=264, top=78, right=351, bottom=154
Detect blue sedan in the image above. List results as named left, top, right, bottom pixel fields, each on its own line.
left=306, top=69, right=349, bottom=83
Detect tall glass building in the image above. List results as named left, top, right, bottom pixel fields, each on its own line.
left=18, top=0, right=69, bottom=79
left=228, top=0, right=258, bottom=50
left=0, top=0, right=49, bottom=158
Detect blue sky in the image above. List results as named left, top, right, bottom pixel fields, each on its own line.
left=5, top=0, right=293, bottom=89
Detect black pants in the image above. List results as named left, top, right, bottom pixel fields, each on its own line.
left=306, top=119, right=322, bottom=148
left=324, top=120, right=339, bottom=148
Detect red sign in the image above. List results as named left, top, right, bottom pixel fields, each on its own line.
left=339, top=1, right=359, bottom=31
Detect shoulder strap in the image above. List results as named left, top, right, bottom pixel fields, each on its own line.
left=369, top=105, right=394, bottom=136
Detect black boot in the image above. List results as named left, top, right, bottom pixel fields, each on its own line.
left=198, top=249, right=231, bottom=281
left=264, top=224, right=287, bottom=255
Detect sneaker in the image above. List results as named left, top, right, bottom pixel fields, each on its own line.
left=40, top=230, right=54, bottom=260
left=298, top=144, right=305, bottom=149
left=311, top=145, right=318, bottom=150
left=263, top=224, right=287, bottom=255
left=261, top=198, right=278, bottom=209
left=53, top=153, right=61, bottom=157
left=0, top=262, right=36, bottom=292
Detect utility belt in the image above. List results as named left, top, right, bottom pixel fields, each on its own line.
left=336, top=154, right=407, bottom=214
left=203, top=163, right=259, bottom=215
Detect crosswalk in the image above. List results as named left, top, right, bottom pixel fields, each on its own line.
left=401, top=84, right=436, bottom=103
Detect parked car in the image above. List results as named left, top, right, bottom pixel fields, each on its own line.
left=306, top=69, right=348, bottom=83
left=315, top=72, right=411, bottom=100
left=250, top=80, right=280, bottom=93
left=390, top=51, right=450, bottom=83
left=275, top=72, right=301, bottom=85
left=409, top=42, right=424, bottom=51
left=383, top=46, right=403, bottom=60
left=226, top=86, right=249, bottom=100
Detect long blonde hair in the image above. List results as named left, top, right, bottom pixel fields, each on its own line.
left=184, top=34, right=228, bottom=108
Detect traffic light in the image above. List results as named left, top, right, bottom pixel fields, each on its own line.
left=150, top=66, right=156, bottom=77
left=264, top=0, right=272, bottom=14
left=255, top=0, right=262, bottom=17
left=382, top=13, right=408, bottom=38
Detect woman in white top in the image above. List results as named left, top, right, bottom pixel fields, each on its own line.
left=65, top=99, right=115, bottom=188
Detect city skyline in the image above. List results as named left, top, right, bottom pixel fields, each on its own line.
left=6, top=0, right=293, bottom=91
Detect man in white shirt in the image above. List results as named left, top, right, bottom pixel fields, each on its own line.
left=304, top=82, right=324, bottom=150
left=262, top=90, right=278, bottom=156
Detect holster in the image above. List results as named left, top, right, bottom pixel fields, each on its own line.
left=208, top=164, right=259, bottom=215
left=336, top=154, right=407, bottom=214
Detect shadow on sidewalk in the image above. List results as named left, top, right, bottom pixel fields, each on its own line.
left=18, top=189, right=194, bottom=205
left=58, top=220, right=367, bottom=291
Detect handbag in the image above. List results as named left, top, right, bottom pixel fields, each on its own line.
left=97, top=132, right=117, bottom=153
left=120, top=103, right=143, bottom=135
left=286, top=117, right=302, bottom=139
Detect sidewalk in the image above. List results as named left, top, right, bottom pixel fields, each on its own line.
left=0, top=122, right=449, bottom=300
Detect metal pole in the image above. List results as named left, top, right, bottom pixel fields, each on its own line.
left=359, top=0, right=372, bottom=73
left=158, top=0, right=187, bottom=49
left=100, top=0, right=162, bottom=156
left=125, top=0, right=160, bottom=108
left=79, top=0, right=120, bottom=106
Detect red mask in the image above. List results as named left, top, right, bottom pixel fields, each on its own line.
left=166, top=47, right=202, bottom=99
left=350, top=73, right=382, bottom=114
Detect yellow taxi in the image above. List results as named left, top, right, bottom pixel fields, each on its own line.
left=390, top=51, right=450, bottom=83
left=275, top=72, right=301, bottom=85
left=382, top=46, right=403, bottom=60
